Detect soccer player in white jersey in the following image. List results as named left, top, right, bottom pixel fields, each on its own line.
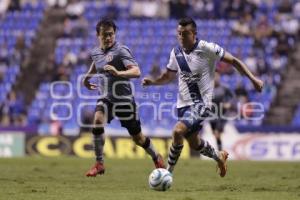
left=142, top=17, right=263, bottom=177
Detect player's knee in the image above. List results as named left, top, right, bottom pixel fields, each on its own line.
left=173, top=127, right=186, bottom=140
left=124, top=121, right=141, bottom=136
left=94, top=112, right=105, bottom=125
left=92, top=127, right=104, bottom=135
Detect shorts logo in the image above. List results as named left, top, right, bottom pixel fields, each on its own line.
left=105, top=55, right=113, bottom=62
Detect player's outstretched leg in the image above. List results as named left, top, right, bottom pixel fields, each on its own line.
left=187, top=133, right=228, bottom=177
left=167, top=143, right=184, bottom=173
left=140, top=136, right=165, bottom=169
left=198, top=139, right=228, bottom=177
left=132, top=133, right=166, bottom=169
left=86, top=126, right=106, bottom=177
left=166, top=122, right=186, bottom=173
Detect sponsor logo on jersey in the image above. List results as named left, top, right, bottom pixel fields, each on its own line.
left=105, top=55, right=113, bottom=62
left=180, top=71, right=202, bottom=83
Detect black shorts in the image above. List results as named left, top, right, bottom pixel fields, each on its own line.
left=95, top=99, right=141, bottom=135
left=209, top=118, right=226, bottom=133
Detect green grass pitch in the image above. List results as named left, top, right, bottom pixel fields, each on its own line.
left=0, top=157, right=299, bottom=200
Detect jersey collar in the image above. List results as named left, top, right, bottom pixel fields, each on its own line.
left=101, top=41, right=117, bottom=53
left=182, top=38, right=199, bottom=54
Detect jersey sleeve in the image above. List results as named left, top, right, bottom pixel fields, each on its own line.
left=200, top=41, right=225, bottom=61
left=119, top=46, right=139, bottom=68
left=89, top=48, right=97, bottom=62
left=166, top=49, right=179, bottom=72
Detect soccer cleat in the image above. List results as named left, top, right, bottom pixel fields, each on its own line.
left=85, top=162, right=105, bottom=177
left=154, top=154, right=166, bottom=169
left=217, top=150, right=229, bottom=177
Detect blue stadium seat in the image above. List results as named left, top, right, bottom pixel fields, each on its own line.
left=23, top=0, right=292, bottom=132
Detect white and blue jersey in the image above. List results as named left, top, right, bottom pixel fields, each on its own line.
left=166, top=39, right=225, bottom=133
left=166, top=39, right=225, bottom=109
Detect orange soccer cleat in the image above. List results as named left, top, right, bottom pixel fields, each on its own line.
left=85, top=162, right=105, bottom=177
left=217, top=150, right=229, bottom=178
left=154, top=154, right=166, bottom=169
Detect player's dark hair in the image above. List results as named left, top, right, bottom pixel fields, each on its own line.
left=96, top=19, right=117, bottom=35
left=178, top=17, right=197, bottom=32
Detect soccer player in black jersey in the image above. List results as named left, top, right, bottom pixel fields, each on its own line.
left=83, top=19, right=165, bottom=177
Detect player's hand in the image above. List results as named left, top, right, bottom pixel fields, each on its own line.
left=142, top=77, right=154, bottom=86
left=83, top=79, right=98, bottom=90
left=104, top=65, right=120, bottom=76
left=252, top=77, right=264, bottom=92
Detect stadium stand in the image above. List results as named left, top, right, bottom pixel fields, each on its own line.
left=0, top=0, right=45, bottom=126
left=0, top=0, right=299, bottom=134
left=292, top=104, right=300, bottom=126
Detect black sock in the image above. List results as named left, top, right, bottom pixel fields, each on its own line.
left=217, top=138, right=222, bottom=151
left=92, top=128, right=105, bottom=162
